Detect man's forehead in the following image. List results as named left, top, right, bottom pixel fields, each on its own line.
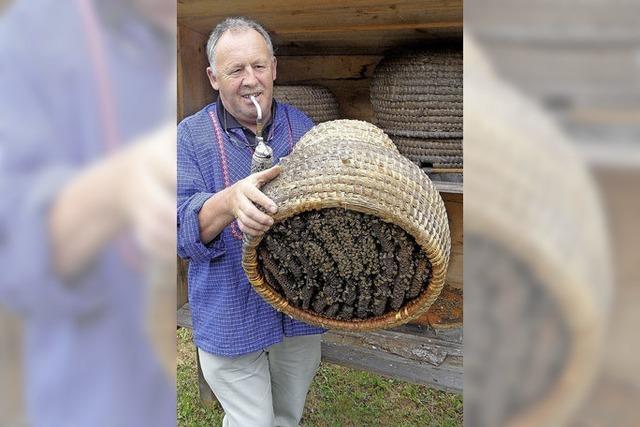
left=216, top=28, right=269, bottom=54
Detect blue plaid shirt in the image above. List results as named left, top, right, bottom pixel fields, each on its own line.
left=177, top=101, right=325, bottom=356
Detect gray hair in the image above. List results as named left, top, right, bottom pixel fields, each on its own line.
left=206, top=17, right=274, bottom=75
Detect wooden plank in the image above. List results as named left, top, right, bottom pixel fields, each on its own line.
left=566, top=107, right=640, bottom=125
left=474, top=44, right=640, bottom=104
left=195, top=347, right=218, bottom=405
left=322, top=329, right=462, bottom=392
left=177, top=25, right=216, bottom=121
left=410, top=192, right=463, bottom=327
left=177, top=303, right=193, bottom=329
left=277, top=55, right=381, bottom=81
left=178, top=303, right=462, bottom=392
left=276, top=56, right=378, bottom=121
left=324, top=327, right=462, bottom=363
left=467, top=0, right=640, bottom=45
left=178, top=0, right=461, bottom=55
left=178, top=0, right=462, bottom=36
left=576, top=143, right=640, bottom=168
left=177, top=258, right=189, bottom=309
left=433, top=179, right=463, bottom=194
left=0, top=307, right=25, bottom=427
left=442, top=193, right=463, bottom=290
left=273, top=30, right=462, bottom=55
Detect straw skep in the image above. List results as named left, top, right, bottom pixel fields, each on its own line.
left=242, top=120, right=451, bottom=331
left=274, top=85, right=340, bottom=124
left=371, top=48, right=463, bottom=170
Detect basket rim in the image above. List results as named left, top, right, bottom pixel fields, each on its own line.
left=242, top=201, right=448, bottom=331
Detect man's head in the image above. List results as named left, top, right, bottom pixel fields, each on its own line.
left=206, top=17, right=277, bottom=131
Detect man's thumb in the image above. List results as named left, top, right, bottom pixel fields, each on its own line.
left=255, top=165, right=282, bottom=186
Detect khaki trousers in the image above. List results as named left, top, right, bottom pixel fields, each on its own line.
left=198, top=334, right=322, bottom=427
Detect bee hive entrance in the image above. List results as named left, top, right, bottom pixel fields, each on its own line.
left=256, top=208, right=433, bottom=321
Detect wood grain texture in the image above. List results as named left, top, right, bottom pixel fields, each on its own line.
left=178, top=0, right=462, bottom=33
left=0, top=308, right=25, bottom=427
left=178, top=303, right=462, bottom=392
left=178, top=0, right=461, bottom=55
left=177, top=26, right=216, bottom=121
left=442, top=193, right=463, bottom=290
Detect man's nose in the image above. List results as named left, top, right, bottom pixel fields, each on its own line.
left=242, top=66, right=258, bottom=86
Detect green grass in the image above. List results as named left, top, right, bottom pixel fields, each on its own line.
left=177, top=328, right=462, bottom=427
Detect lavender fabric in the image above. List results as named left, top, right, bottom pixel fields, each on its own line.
left=177, top=101, right=325, bottom=357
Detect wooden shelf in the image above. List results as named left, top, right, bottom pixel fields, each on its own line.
left=178, top=0, right=462, bottom=56
left=178, top=303, right=462, bottom=393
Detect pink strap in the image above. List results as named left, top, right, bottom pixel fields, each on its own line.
left=76, top=0, right=141, bottom=269
left=208, top=110, right=243, bottom=240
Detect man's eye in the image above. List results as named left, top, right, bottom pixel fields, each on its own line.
left=255, top=65, right=266, bottom=70
left=229, top=69, right=241, bottom=75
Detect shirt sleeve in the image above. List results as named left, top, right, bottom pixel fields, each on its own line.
left=0, top=26, right=108, bottom=318
left=177, top=120, right=226, bottom=263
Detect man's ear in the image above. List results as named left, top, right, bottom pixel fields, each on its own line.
left=206, top=67, right=220, bottom=91
left=271, top=57, right=277, bottom=81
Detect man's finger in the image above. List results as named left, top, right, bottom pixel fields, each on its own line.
left=244, top=185, right=278, bottom=214
left=239, top=196, right=273, bottom=226
left=238, top=221, right=266, bottom=237
left=254, top=165, right=281, bottom=188
left=237, top=210, right=270, bottom=232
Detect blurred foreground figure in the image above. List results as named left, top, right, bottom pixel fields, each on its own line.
left=0, top=0, right=176, bottom=426
left=464, top=33, right=612, bottom=427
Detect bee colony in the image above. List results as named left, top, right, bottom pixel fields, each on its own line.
left=243, top=120, right=451, bottom=331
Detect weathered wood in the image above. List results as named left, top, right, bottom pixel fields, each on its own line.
left=177, top=25, right=215, bottom=121
left=178, top=0, right=462, bottom=40
left=0, top=307, right=26, bottom=427
left=277, top=55, right=381, bottom=81
left=313, top=79, right=375, bottom=122
left=409, top=190, right=463, bottom=327
left=195, top=347, right=218, bottom=406
left=442, top=192, right=463, bottom=290
left=432, top=179, right=463, bottom=194
left=467, top=0, right=640, bottom=45
left=177, top=258, right=189, bottom=310
left=473, top=44, right=640, bottom=104
left=177, top=303, right=193, bottom=329
left=178, top=303, right=462, bottom=392
left=276, top=56, right=378, bottom=122
left=322, top=328, right=462, bottom=393
left=271, top=29, right=462, bottom=55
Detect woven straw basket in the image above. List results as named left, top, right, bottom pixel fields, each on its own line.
left=391, top=136, right=463, bottom=169
left=371, top=48, right=463, bottom=170
left=242, top=120, right=451, bottom=331
left=274, top=85, right=340, bottom=124
left=464, top=36, right=611, bottom=427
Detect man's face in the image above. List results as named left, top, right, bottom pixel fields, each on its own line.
left=207, top=29, right=277, bottom=130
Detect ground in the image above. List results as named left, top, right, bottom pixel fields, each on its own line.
left=177, top=328, right=463, bottom=426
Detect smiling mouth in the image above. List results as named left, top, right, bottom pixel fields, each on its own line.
left=242, top=92, right=262, bottom=100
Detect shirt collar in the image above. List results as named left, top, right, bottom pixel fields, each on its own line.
left=216, top=96, right=277, bottom=134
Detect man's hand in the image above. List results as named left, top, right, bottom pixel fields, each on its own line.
left=49, top=121, right=176, bottom=280
left=228, top=166, right=281, bottom=236
left=122, top=122, right=176, bottom=262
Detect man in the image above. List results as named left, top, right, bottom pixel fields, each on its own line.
left=0, top=0, right=176, bottom=425
left=177, top=17, right=325, bottom=427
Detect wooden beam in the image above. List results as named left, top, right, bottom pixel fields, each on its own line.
left=0, top=308, right=25, bottom=426
left=178, top=303, right=463, bottom=392
left=322, top=327, right=462, bottom=392
left=277, top=55, right=381, bottom=81
left=442, top=192, right=463, bottom=291
left=178, top=0, right=462, bottom=34
left=177, top=25, right=216, bottom=121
